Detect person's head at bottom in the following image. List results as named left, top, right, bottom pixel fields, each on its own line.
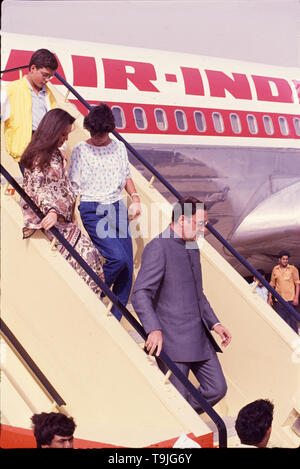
left=235, top=399, right=274, bottom=448
left=31, top=412, right=76, bottom=448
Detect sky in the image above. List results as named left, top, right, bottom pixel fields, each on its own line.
left=1, top=0, right=300, bottom=67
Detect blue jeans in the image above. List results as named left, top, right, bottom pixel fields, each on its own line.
left=79, top=200, right=133, bottom=321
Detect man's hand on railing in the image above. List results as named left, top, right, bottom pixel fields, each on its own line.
left=145, top=330, right=163, bottom=357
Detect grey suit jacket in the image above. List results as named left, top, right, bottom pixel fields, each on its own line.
left=131, top=226, right=222, bottom=362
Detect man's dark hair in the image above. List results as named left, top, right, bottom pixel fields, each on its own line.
left=31, top=412, right=76, bottom=448
left=172, top=196, right=206, bottom=222
left=29, top=49, right=58, bottom=71
left=83, top=103, right=115, bottom=136
left=278, top=250, right=290, bottom=259
left=235, top=399, right=274, bottom=446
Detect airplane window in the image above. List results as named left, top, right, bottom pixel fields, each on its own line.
left=111, top=106, right=126, bottom=129
left=212, top=112, right=224, bottom=133
left=263, top=115, right=274, bottom=135
left=230, top=113, right=241, bottom=134
left=155, top=109, right=168, bottom=131
left=278, top=116, right=289, bottom=136
left=247, top=114, right=258, bottom=134
left=134, top=107, right=147, bottom=130
left=293, top=117, right=300, bottom=136
left=194, top=111, right=206, bottom=132
left=175, top=110, right=188, bottom=131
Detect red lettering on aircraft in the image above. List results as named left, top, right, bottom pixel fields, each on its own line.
left=180, top=67, right=204, bottom=96
left=72, top=55, right=97, bottom=87
left=1, top=49, right=33, bottom=80
left=102, top=58, right=159, bottom=92
left=205, top=70, right=252, bottom=100
left=2, top=49, right=298, bottom=106
left=292, top=80, right=300, bottom=103
left=165, top=74, right=177, bottom=82
left=251, top=75, right=293, bottom=103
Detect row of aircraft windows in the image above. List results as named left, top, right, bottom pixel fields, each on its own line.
left=111, top=106, right=300, bottom=137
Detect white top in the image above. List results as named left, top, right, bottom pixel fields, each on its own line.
left=69, top=139, right=131, bottom=204
left=249, top=281, right=268, bottom=302
left=26, top=78, right=49, bottom=130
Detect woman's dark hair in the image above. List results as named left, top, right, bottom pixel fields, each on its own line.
left=20, top=109, right=75, bottom=170
left=83, top=103, right=115, bottom=136
left=29, top=49, right=58, bottom=71
left=31, top=412, right=76, bottom=448
left=172, top=196, right=207, bottom=222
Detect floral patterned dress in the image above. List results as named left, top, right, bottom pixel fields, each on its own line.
left=20, top=149, right=105, bottom=296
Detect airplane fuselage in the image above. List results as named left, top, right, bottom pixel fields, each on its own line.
left=1, top=32, right=300, bottom=274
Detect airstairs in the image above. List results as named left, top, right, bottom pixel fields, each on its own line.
left=1, top=76, right=300, bottom=449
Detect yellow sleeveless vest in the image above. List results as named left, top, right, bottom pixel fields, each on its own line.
left=4, top=76, right=56, bottom=161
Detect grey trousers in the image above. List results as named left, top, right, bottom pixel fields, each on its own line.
left=156, top=353, right=227, bottom=413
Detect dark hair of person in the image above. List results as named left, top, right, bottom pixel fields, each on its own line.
left=29, top=49, right=58, bottom=71
left=256, top=269, right=265, bottom=276
left=20, top=109, right=75, bottom=171
left=31, top=412, right=76, bottom=448
left=172, top=196, right=207, bottom=222
left=235, top=399, right=274, bottom=446
left=278, top=250, right=290, bottom=259
left=28, top=49, right=58, bottom=71
left=83, top=103, right=115, bottom=136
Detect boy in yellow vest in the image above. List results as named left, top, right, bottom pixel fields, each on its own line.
left=1, top=49, right=58, bottom=174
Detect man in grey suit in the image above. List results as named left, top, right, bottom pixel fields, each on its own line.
left=131, top=196, right=231, bottom=413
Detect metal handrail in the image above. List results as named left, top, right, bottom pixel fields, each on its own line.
left=0, top=318, right=66, bottom=407
left=51, top=70, right=300, bottom=327
left=1, top=164, right=227, bottom=447
left=0, top=64, right=28, bottom=74
left=1, top=65, right=299, bottom=327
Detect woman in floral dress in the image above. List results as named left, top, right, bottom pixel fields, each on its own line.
left=19, top=108, right=105, bottom=297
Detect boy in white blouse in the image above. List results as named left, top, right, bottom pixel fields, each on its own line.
left=249, top=269, right=268, bottom=302
left=69, top=104, right=141, bottom=320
